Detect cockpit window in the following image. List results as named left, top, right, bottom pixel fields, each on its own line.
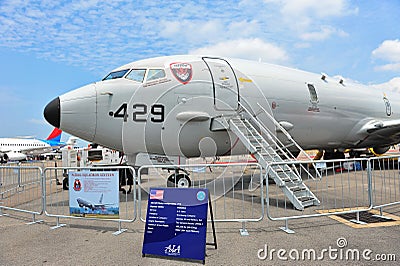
left=103, top=69, right=129, bottom=81
left=126, top=69, right=146, bottom=83
left=146, top=69, right=166, bottom=81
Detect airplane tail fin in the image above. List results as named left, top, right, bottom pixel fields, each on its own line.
left=46, top=128, right=62, bottom=142
left=99, top=193, right=103, bottom=204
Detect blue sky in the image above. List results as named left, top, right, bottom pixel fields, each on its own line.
left=1, top=0, right=399, bottom=142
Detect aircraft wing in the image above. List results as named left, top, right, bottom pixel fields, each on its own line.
left=357, top=119, right=400, bottom=144
left=93, top=203, right=115, bottom=209
left=25, top=146, right=55, bottom=155
left=94, top=203, right=114, bottom=207
left=0, top=147, right=53, bottom=156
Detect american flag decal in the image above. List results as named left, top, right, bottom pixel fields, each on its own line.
left=150, top=189, right=164, bottom=200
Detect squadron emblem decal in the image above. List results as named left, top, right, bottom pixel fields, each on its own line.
left=73, top=179, right=81, bottom=191
left=383, top=94, right=392, bottom=116
left=170, top=62, right=192, bottom=84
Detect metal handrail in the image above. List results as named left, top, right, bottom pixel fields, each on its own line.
left=237, top=101, right=321, bottom=180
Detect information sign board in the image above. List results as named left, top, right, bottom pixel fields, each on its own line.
left=142, top=187, right=209, bottom=262
left=69, top=171, right=119, bottom=218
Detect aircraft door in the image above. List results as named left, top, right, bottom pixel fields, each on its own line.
left=202, top=57, right=239, bottom=111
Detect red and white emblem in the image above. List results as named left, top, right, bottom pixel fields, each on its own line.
left=170, top=62, right=192, bottom=84
left=73, top=179, right=81, bottom=191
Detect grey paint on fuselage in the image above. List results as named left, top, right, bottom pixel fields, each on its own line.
left=44, top=55, right=400, bottom=164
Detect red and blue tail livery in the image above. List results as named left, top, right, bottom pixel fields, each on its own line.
left=44, top=127, right=62, bottom=145
left=46, top=127, right=62, bottom=142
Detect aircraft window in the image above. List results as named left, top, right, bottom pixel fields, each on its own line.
left=126, top=69, right=146, bottom=83
left=102, top=69, right=130, bottom=81
left=146, top=69, right=166, bottom=81
left=307, top=84, right=318, bottom=103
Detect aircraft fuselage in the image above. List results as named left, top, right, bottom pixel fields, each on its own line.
left=44, top=55, right=400, bottom=163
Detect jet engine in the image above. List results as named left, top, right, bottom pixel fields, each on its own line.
left=0, top=153, right=6, bottom=163
left=370, top=146, right=390, bottom=156
left=1, top=152, right=27, bottom=162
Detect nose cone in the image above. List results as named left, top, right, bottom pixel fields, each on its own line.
left=44, top=97, right=60, bottom=128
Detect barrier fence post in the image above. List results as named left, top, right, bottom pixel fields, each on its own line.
left=372, top=206, right=392, bottom=220
left=367, top=159, right=373, bottom=209
left=350, top=211, right=367, bottom=225
left=113, top=220, right=127, bottom=236
left=279, top=219, right=295, bottom=234
left=240, top=221, right=248, bottom=236
left=50, top=216, right=66, bottom=230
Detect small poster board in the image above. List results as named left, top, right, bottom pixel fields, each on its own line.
left=142, top=187, right=209, bottom=262
left=69, top=171, right=119, bottom=219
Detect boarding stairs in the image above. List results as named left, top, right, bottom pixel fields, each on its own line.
left=228, top=103, right=320, bottom=210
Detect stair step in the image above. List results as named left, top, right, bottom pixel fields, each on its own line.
left=289, top=186, right=307, bottom=192
left=279, top=175, right=300, bottom=181
left=297, top=196, right=315, bottom=202
left=259, top=152, right=276, bottom=157
left=293, top=190, right=311, bottom=198
left=301, top=199, right=317, bottom=207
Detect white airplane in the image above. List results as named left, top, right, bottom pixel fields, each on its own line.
left=0, top=128, right=64, bottom=162
left=40, top=136, right=79, bottom=160
left=43, top=55, right=400, bottom=195
left=76, top=194, right=113, bottom=211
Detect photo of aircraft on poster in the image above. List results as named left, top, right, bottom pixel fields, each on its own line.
left=68, top=171, right=120, bottom=218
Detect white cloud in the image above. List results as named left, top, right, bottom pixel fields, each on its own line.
left=372, top=39, right=400, bottom=72
left=265, top=0, right=355, bottom=40
left=372, top=39, right=400, bottom=62
left=372, top=77, right=400, bottom=93
left=300, top=26, right=348, bottom=41
left=279, top=0, right=356, bottom=19
left=189, top=38, right=289, bottom=64
left=160, top=19, right=260, bottom=45
left=374, top=63, right=400, bottom=72
left=0, top=0, right=268, bottom=73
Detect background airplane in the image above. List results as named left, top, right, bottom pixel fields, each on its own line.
left=0, top=127, right=65, bottom=162
left=76, top=194, right=113, bottom=211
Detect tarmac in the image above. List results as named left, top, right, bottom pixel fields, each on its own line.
left=0, top=207, right=399, bottom=265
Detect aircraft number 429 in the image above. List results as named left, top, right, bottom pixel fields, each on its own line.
left=109, top=103, right=165, bottom=123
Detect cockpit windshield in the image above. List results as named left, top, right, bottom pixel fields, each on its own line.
left=102, top=68, right=165, bottom=83
left=102, top=69, right=129, bottom=81
left=126, top=69, right=146, bottom=82
left=146, top=69, right=166, bottom=81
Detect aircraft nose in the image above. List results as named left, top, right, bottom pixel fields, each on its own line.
left=44, top=97, right=60, bottom=128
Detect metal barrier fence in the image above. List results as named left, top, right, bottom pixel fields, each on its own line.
left=266, top=158, right=373, bottom=233
left=43, top=166, right=136, bottom=235
left=137, top=163, right=264, bottom=235
left=1, top=156, right=400, bottom=235
left=0, top=166, right=44, bottom=224
left=369, top=156, right=400, bottom=218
